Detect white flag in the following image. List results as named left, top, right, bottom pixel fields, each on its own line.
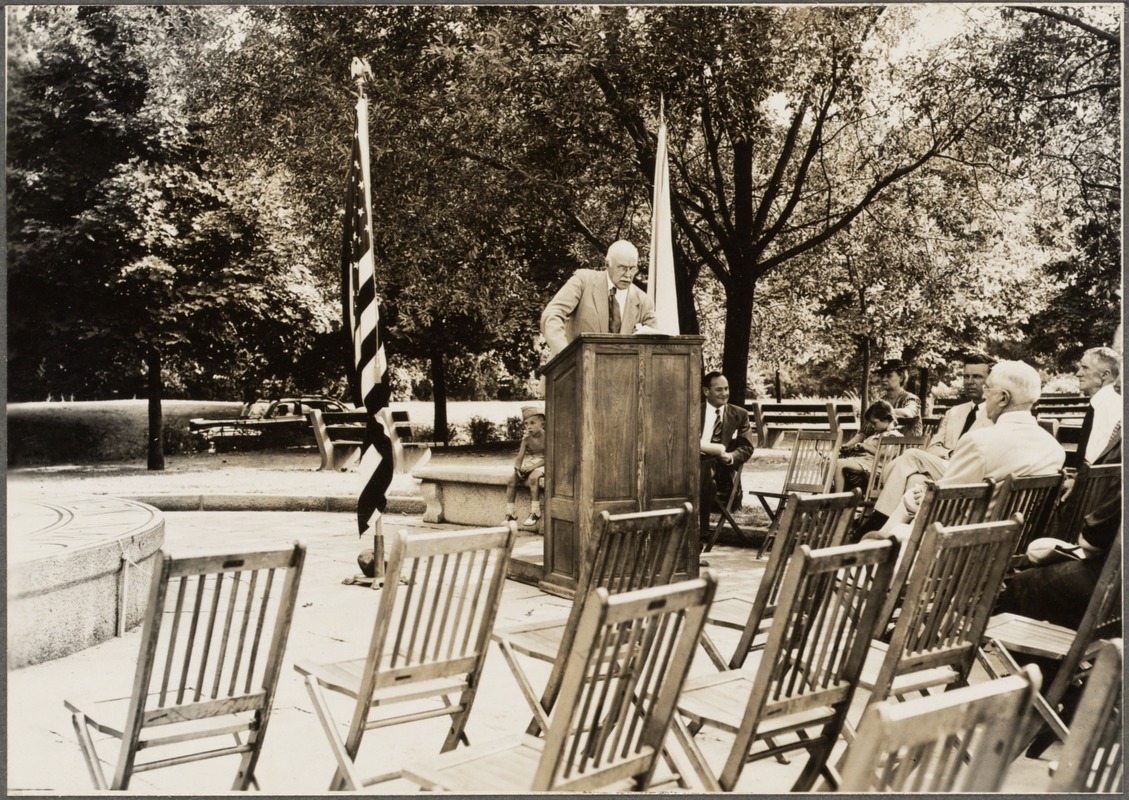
left=648, top=104, right=679, bottom=334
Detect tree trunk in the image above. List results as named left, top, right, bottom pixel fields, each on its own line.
left=672, top=246, right=699, bottom=335
left=720, top=277, right=756, bottom=404
left=430, top=347, right=448, bottom=444
left=858, top=337, right=872, bottom=410
left=146, top=347, right=165, bottom=471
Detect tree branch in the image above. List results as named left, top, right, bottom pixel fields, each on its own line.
left=1009, top=5, right=1120, bottom=46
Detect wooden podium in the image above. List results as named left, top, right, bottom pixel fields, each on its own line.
left=539, top=333, right=704, bottom=597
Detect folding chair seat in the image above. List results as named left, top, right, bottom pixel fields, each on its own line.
left=837, top=665, right=1042, bottom=792
left=294, top=524, right=515, bottom=790
left=747, top=430, right=842, bottom=557
left=1049, top=638, right=1123, bottom=792
left=671, top=538, right=901, bottom=792
left=400, top=574, right=718, bottom=793
left=492, top=503, right=717, bottom=733
left=706, top=489, right=860, bottom=668
left=854, top=518, right=1018, bottom=719
left=990, top=471, right=1066, bottom=566
left=65, top=542, right=307, bottom=791
left=977, top=532, right=1122, bottom=754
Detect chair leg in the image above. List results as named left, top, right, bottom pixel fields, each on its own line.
left=495, top=640, right=552, bottom=736
left=438, top=693, right=473, bottom=752
left=71, top=713, right=110, bottom=790
left=231, top=732, right=262, bottom=790
left=668, top=715, right=722, bottom=792
left=699, top=631, right=728, bottom=671
left=302, top=675, right=366, bottom=791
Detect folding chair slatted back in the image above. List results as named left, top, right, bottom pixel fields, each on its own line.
left=785, top=431, right=843, bottom=493
left=114, top=543, right=306, bottom=789
left=862, top=435, right=929, bottom=506
left=754, top=431, right=844, bottom=557
left=870, top=518, right=1018, bottom=706
left=530, top=503, right=693, bottom=730
left=717, top=539, right=899, bottom=791
left=534, top=575, right=718, bottom=792
left=990, top=472, right=1065, bottom=560
left=730, top=490, right=860, bottom=668
left=878, top=480, right=996, bottom=626
left=1049, top=639, right=1123, bottom=793
left=1056, top=462, right=1121, bottom=543
left=359, top=525, right=514, bottom=704
left=839, top=666, right=1042, bottom=792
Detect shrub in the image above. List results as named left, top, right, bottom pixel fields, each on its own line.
left=466, top=415, right=500, bottom=445
left=503, top=415, right=524, bottom=442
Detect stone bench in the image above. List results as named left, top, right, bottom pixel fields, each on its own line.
left=412, top=464, right=541, bottom=529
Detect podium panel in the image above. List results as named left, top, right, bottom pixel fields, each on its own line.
left=540, top=334, right=703, bottom=597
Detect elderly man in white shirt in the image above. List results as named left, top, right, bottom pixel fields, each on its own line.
left=1070, top=346, right=1122, bottom=468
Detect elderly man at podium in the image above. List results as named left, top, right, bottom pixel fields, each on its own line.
left=699, top=371, right=756, bottom=540
left=540, top=240, right=658, bottom=358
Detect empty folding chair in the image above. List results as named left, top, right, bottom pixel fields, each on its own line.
left=747, top=430, right=843, bottom=557
left=65, top=542, right=307, bottom=790
left=671, top=538, right=901, bottom=792
left=1049, top=638, right=1123, bottom=792
left=294, top=524, right=515, bottom=790
left=400, top=574, right=719, bottom=792
left=837, top=665, right=1042, bottom=792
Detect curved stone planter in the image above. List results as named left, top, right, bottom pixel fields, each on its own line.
left=7, top=493, right=165, bottom=669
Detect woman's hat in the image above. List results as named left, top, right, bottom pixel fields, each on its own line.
left=874, top=358, right=909, bottom=374
left=521, top=404, right=545, bottom=421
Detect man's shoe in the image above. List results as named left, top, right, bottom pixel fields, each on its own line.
left=503, top=514, right=516, bottom=524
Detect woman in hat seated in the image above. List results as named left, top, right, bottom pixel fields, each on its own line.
left=875, top=358, right=922, bottom=437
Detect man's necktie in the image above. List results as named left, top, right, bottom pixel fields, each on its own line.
left=711, top=407, right=724, bottom=443
left=959, top=404, right=978, bottom=436
left=608, top=288, right=621, bottom=333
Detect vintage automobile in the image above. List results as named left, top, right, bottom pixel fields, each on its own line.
left=189, top=396, right=354, bottom=450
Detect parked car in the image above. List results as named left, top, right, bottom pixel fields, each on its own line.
left=189, top=396, right=355, bottom=451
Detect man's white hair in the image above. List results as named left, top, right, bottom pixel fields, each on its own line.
left=1083, top=346, right=1121, bottom=381
left=989, top=360, right=1042, bottom=408
left=606, top=240, right=638, bottom=265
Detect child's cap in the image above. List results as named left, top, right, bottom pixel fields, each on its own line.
left=522, top=404, right=545, bottom=421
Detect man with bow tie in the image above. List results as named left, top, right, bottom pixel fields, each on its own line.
left=699, top=371, right=755, bottom=539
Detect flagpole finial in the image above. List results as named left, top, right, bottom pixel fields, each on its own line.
left=350, top=57, right=373, bottom=98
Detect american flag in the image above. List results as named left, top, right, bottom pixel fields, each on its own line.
left=342, top=95, right=398, bottom=559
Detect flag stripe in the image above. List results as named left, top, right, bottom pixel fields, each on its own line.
left=343, top=95, right=396, bottom=537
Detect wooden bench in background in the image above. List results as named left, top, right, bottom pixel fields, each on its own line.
left=744, top=400, right=858, bottom=449
left=308, top=409, right=434, bottom=472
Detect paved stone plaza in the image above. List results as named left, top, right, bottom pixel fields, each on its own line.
left=6, top=453, right=1063, bottom=794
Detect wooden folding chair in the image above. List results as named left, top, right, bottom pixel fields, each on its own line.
left=703, top=462, right=745, bottom=552
left=977, top=532, right=1122, bottom=754
left=705, top=490, right=860, bottom=668
left=837, top=665, right=1042, bottom=792
left=293, top=524, right=515, bottom=790
left=400, top=574, right=719, bottom=792
left=1049, top=638, right=1123, bottom=792
left=493, top=503, right=712, bottom=732
left=671, top=538, right=901, bottom=792
left=65, top=542, right=307, bottom=791
left=876, top=479, right=996, bottom=628
left=855, top=518, right=1018, bottom=720
left=747, top=429, right=843, bottom=557
left=1053, top=462, right=1121, bottom=543
left=990, top=471, right=1065, bottom=566
left=858, top=434, right=930, bottom=518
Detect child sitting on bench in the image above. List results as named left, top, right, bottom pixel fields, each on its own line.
left=504, top=405, right=546, bottom=529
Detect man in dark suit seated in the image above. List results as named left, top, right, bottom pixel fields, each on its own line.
left=699, top=371, right=755, bottom=541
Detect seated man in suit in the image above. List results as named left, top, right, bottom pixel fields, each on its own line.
left=540, top=240, right=657, bottom=359
left=699, top=371, right=755, bottom=540
left=855, top=352, right=994, bottom=535
left=870, top=359, right=1066, bottom=538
